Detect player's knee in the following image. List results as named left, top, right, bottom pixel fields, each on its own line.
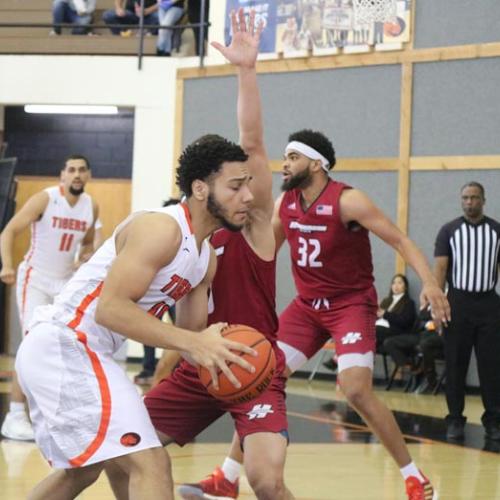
left=66, top=462, right=103, bottom=490
left=127, top=447, right=170, bottom=477
left=340, top=378, right=371, bottom=408
left=246, top=469, right=286, bottom=500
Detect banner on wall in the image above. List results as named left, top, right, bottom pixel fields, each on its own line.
left=224, top=0, right=412, bottom=55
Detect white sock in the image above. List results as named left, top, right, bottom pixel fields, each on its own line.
left=9, top=402, right=26, bottom=415
left=400, top=462, right=425, bottom=482
left=221, top=457, right=241, bottom=483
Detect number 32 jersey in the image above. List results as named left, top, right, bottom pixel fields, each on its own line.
left=279, top=179, right=375, bottom=302
left=24, top=186, right=94, bottom=279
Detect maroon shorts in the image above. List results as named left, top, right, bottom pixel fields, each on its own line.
left=144, top=361, right=287, bottom=446
left=278, top=291, right=377, bottom=360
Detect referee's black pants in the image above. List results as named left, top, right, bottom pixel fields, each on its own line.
left=444, top=289, right=500, bottom=428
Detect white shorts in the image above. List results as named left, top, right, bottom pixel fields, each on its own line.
left=16, top=261, right=69, bottom=334
left=16, top=321, right=161, bottom=469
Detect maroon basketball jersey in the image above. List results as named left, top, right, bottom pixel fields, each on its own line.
left=280, top=179, right=376, bottom=303
left=208, top=229, right=279, bottom=342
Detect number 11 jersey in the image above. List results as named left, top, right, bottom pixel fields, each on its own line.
left=24, top=185, right=94, bottom=279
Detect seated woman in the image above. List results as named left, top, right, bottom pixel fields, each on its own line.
left=383, top=307, right=443, bottom=392
left=416, top=312, right=444, bottom=393
left=375, top=273, right=416, bottom=352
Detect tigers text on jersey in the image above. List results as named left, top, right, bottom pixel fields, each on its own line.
left=279, top=179, right=375, bottom=302
left=24, top=186, right=94, bottom=279
left=30, top=203, right=211, bottom=353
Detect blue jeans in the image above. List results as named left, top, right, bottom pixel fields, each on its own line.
left=102, top=9, right=160, bottom=35
left=157, top=6, right=184, bottom=53
left=52, top=0, right=92, bottom=35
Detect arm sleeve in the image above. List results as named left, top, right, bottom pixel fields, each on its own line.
left=384, top=300, right=416, bottom=331
left=434, top=224, right=451, bottom=257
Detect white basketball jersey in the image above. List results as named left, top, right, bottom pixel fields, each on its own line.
left=24, top=186, right=94, bottom=278
left=31, top=203, right=211, bottom=354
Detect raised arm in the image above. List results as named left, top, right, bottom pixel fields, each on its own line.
left=340, top=188, right=451, bottom=326
left=212, top=9, right=273, bottom=216
left=272, top=193, right=286, bottom=253
left=0, top=191, right=49, bottom=285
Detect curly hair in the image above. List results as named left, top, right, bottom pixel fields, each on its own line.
left=288, top=129, right=336, bottom=170
left=176, top=134, right=248, bottom=196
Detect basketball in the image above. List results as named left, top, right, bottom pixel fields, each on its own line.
left=198, top=324, right=276, bottom=405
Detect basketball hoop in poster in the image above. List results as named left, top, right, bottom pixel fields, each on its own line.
left=353, top=0, right=397, bottom=26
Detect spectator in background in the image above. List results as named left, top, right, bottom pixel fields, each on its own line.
left=156, top=0, right=185, bottom=56
left=375, top=273, right=416, bottom=352
left=415, top=311, right=444, bottom=394
left=383, top=307, right=443, bottom=393
left=51, top=0, right=96, bottom=35
left=434, top=181, right=500, bottom=442
left=188, top=0, right=210, bottom=55
left=103, top=0, right=159, bottom=35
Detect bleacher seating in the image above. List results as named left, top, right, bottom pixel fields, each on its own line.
left=0, top=0, right=187, bottom=56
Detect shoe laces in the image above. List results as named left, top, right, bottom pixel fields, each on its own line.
left=406, top=475, right=434, bottom=500
left=405, top=476, right=424, bottom=500
left=200, top=467, right=226, bottom=490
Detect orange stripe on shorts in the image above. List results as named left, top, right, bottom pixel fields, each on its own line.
left=69, top=330, right=112, bottom=467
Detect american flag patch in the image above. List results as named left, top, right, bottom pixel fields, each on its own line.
left=287, top=202, right=296, bottom=210
left=316, top=204, right=333, bottom=216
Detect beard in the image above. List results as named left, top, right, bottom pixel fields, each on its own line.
left=69, top=185, right=84, bottom=196
left=281, top=167, right=313, bottom=191
left=207, top=193, right=244, bottom=232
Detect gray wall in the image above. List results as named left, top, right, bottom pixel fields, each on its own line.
left=184, top=65, right=401, bottom=158
left=414, top=0, right=500, bottom=49
left=412, top=59, right=500, bottom=156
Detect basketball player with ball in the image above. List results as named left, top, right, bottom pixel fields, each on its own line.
left=140, top=9, right=295, bottom=500
left=14, top=52, right=260, bottom=500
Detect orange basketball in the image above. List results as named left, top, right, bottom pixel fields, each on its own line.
left=198, top=324, right=276, bottom=405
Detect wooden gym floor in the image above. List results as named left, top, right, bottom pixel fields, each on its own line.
left=1, top=355, right=499, bottom=499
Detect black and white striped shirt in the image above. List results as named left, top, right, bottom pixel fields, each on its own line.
left=435, top=216, right=500, bottom=293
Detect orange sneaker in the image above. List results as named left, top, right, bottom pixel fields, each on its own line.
left=405, top=473, right=438, bottom=500
left=178, top=467, right=239, bottom=499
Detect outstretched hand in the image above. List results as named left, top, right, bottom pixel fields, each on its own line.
left=419, top=282, right=451, bottom=330
left=211, top=8, right=263, bottom=68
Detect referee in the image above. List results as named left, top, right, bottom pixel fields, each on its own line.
left=434, top=181, right=500, bottom=441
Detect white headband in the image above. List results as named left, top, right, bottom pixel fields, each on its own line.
left=285, top=141, right=330, bottom=172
